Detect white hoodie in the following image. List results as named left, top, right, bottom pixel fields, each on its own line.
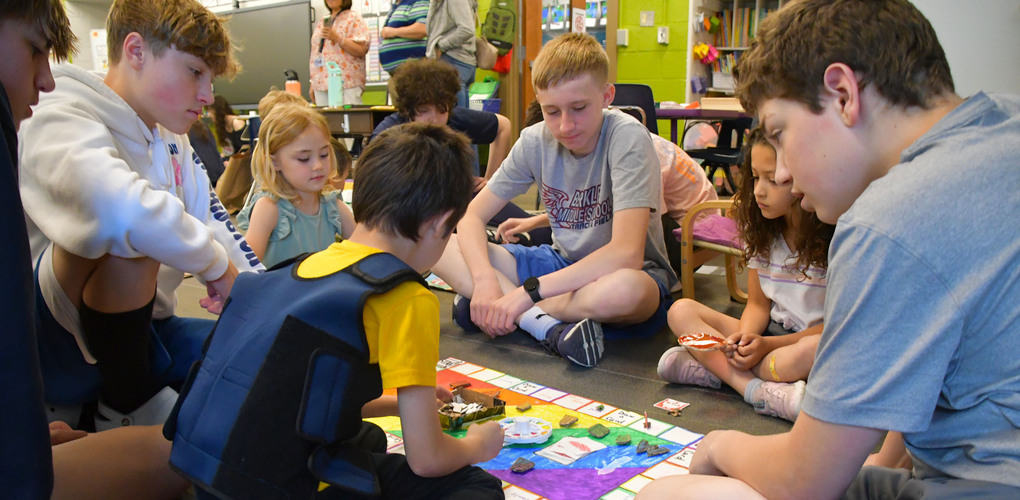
left=19, top=64, right=263, bottom=348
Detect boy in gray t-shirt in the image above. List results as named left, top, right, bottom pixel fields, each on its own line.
left=432, top=33, right=675, bottom=368
left=639, top=1, right=1020, bottom=499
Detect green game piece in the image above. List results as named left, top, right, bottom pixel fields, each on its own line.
left=616, top=434, right=631, bottom=446
left=588, top=423, right=610, bottom=438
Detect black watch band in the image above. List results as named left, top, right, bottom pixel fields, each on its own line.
left=523, top=276, right=542, bottom=303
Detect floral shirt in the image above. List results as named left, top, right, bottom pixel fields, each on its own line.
left=310, top=9, right=369, bottom=92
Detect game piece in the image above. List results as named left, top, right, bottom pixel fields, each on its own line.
left=636, top=439, right=651, bottom=454
left=678, top=332, right=727, bottom=351
left=449, top=381, right=472, bottom=390
left=643, top=411, right=650, bottom=429
left=510, top=457, right=535, bottom=474
left=499, top=417, right=553, bottom=445
left=669, top=409, right=682, bottom=417
left=559, top=415, right=578, bottom=427
left=516, top=402, right=531, bottom=412
left=588, top=423, right=609, bottom=438
left=595, top=404, right=605, bottom=411
left=647, top=445, right=670, bottom=457
left=616, top=434, right=631, bottom=446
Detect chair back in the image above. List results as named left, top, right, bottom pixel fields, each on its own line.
left=608, top=105, right=647, bottom=128
left=611, top=83, right=658, bottom=134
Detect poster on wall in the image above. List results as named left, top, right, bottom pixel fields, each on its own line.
left=572, top=8, right=586, bottom=34
left=90, top=29, right=108, bottom=71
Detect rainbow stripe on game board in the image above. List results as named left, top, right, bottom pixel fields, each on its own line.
left=366, top=358, right=705, bottom=500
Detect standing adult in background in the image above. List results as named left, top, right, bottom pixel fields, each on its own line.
left=209, top=95, right=245, bottom=157
left=310, top=0, right=369, bottom=106
left=426, top=0, right=477, bottom=109
left=379, top=0, right=430, bottom=76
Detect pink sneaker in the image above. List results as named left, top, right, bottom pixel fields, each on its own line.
left=656, top=346, right=721, bottom=388
left=751, top=380, right=805, bottom=422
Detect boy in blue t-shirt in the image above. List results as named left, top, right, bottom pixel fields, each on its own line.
left=639, top=1, right=1020, bottom=499
left=432, top=33, right=676, bottom=368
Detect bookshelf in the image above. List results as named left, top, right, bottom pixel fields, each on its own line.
left=685, top=0, right=783, bottom=102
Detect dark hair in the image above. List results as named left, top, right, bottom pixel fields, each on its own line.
left=523, top=99, right=544, bottom=128
left=0, top=0, right=77, bottom=61
left=210, top=95, right=236, bottom=149
left=735, top=0, right=954, bottom=116
left=323, top=0, right=353, bottom=12
left=353, top=123, right=474, bottom=241
left=391, top=58, right=461, bottom=120
left=735, top=126, right=834, bottom=274
left=330, top=136, right=352, bottom=181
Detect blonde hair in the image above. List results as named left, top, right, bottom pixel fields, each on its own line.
left=257, top=88, right=308, bottom=119
left=251, top=104, right=336, bottom=203
left=106, top=0, right=239, bottom=78
left=532, top=33, right=608, bottom=91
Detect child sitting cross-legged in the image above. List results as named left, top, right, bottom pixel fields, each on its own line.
left=237, top=103, right=355, bottom=268
left=167, top=122, right=505, bottom=499
left=657, top=126, right=834, bottom=422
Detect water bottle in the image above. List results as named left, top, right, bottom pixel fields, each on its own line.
left=284, top=69, right=301, bottom=97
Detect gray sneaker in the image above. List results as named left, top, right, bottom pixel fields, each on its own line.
left=751, top=380, right=806, bottom=422
left=656, top=346, right=722, bottom=388
left=546, top=318, right=604, bottom=368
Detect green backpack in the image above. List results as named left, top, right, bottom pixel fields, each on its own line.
left=482, top=0, right=516, bottom=55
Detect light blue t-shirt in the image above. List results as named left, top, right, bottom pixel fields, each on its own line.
left=803, top=92, right=1020, bottom=487
left=237, top=190, right=344, bottom=268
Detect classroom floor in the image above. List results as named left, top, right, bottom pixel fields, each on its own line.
left=176, top=192, right=792, bottom=441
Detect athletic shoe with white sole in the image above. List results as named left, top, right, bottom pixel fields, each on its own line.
left=545, top=318, right=605, bottom=368
left=656, top=346, right=722, bottom=388
left=451, top=294, right=482, bottom=333
left=751, top=380, right=806, bottom=422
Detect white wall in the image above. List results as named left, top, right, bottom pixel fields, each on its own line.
left=916, top=0, right=1020, bottom=96
left=65, top=1, right=112, bottom=71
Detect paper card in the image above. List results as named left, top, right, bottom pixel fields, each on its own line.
left=509, top=381, right=544, bottom=395
left=602, top=409, right=642, bottom=426
left=488, top=374, right=524, bottom=388
left=641, top=461, right=688, bottom=480
left=553, top=394, right=592, bottom=410
left=619, top=474, right=653, bottom=493
left=535, top=436, right=607, bottom=465
left=666, top=447, right=697, bottom=469
left=653, top=398, right=690, bottom=413
left=448, top=362, right=483, bottom=375
left=435, top=358, right=465, bottom=371
left=579, top=401, right=616, bottom=418
left=531, top=387, right=568, bottom=402
left=471, top=368, right=504, bottom=381
left=657, top=426, right=703, bottom=447
left=502, top=485, right=542, bottom=500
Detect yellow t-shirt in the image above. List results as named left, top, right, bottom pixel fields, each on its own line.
left=297, top=240, right=438, bottom=390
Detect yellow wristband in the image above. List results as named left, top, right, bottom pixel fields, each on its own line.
left=768, top=354, right=781, bottom=382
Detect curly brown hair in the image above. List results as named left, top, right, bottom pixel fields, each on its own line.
left=735, top=126, right=834, bottom=275
left=391, top=58, right=461, bottom=120
left=735, top=0, right=953, bottom=116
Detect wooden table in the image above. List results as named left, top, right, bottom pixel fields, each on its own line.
left=317, top=105, right=396, bottom=155
left=655, top=107, right=750, bottom=145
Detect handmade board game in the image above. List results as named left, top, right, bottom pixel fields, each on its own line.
left=366, top=358, right=704, bottom=500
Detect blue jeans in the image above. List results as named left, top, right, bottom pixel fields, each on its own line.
left=441, top=53, right=475, bottom=109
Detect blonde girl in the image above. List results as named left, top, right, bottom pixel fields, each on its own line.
left=657, top=126, right=835, bottom=422
left=239, top=104, right=355, bottom=267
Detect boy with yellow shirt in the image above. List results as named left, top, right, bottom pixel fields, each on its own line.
left=167, top=122, right=505, bottom=499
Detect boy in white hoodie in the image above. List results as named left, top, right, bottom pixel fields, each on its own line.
left=18, top=0, right=264, bottom=431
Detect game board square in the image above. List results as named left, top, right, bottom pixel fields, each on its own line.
left=489, top=374, right=524, bottom=388
left=509, top=381, right=545, bottom=395
left=602, top=409, right=642, bottom=426
left=502, top=485, right=542, bottom=500
left=601, top=487, right=636, bottom=500
left=642, top=461, right=688, bottom=480
left=579, top=402, right=616, bottom=418
left=627, top=418, right=672, bottom=437
left=619, top=474, right=653, bottom=494
left=449, top=362, right=484, bottom=375
left=531, top=387, right=568, bottom=402
left=553, top=394, right=592, bottom=410
left=471, top=368, right=505, bottom=381
left=435, top=357, right=465, bottom=371
left=657, top=426, right=703, bottom=447
left=665, top=447, right=696, bottom=469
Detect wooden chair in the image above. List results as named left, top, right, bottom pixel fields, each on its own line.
left=677, top=199, right=746, bottom=303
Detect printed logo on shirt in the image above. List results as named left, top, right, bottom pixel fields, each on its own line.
left=542, top=183, right=613, bottom=230
left=208, top=186, right=262, bottom=270
left=168, top=141, right=183, bottom=186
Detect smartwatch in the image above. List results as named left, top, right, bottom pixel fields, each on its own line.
left=523, top=276, right=542, bottom=303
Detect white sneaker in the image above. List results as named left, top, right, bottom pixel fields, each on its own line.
left=95, top=386, right=178, bottom=431
left=656, top=346, right=722, bottom=388
left=751, top=380, right=806, bottom=422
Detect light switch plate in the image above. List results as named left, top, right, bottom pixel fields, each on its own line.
left=617, top=28, right=629, bottom=47
left=657, top=26, right=669, bottom=44
left=640, top=11, right=655, bottom=27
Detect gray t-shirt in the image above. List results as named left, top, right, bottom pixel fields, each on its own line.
left=487, top=109, right=676, bottom=290
left=802, top=92, right=1020, bottom=487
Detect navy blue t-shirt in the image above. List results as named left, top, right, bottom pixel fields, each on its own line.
left=369, top=106, right=499, bottom=145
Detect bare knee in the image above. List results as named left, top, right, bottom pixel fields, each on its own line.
left=586, top=270, right=658, bottom=322
left=667, top=298, right=703, bottom=333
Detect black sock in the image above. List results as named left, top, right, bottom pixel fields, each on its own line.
left=80, top=296, right=158, bottom=414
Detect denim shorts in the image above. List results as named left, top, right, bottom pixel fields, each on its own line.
left=502, top=243, right=672, bottom=339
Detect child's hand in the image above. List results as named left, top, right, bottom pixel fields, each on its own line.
left=49, top=421, right=87, bottom=446
left=434, top=384, right=454, bottom=408
left=465, top=421, right=504, bottom=463
left=725, top=332, right=767, bottom=370
left=472, top=176, right=487, bottom=193
left=470, top=280, right=512, bottom=338
left=495, top=218, right=531, bottom=244
left=201, top=262, right=239, bottom=315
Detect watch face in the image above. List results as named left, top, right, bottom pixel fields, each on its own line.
left=525, top=277, right=539, bottom=291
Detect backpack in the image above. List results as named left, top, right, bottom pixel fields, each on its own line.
left=481, top=0, right=516, bottom=55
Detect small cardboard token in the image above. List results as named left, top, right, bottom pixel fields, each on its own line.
left=636, top=439, right=651, bottom=454
left=516, top=402, right=531, bottom=412
left=616, top=434, right=632, bottom=446
left=647, top=445, right=670, bottom=457
left=588, top=423, right=609, bottom=438
left=510, top=457, right=535, bottom=474
left=559, top=415, right=578, bottom=427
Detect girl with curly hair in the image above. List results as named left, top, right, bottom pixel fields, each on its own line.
left=656, top=125, right=834, bottom=423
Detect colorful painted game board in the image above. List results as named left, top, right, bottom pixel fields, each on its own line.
left=366, top=358, right=704, bottom=500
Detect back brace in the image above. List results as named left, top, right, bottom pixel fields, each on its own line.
left=166, top=252, right=425, bottom=499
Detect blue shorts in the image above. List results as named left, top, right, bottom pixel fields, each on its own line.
left=34, top=264, right=213, bottom=405
left=502, top=244, right=672, bottom=340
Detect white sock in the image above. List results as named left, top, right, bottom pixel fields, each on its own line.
left=518, top=306, right=561, bottom=341
left=743, top=377, right=764, bottom=404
